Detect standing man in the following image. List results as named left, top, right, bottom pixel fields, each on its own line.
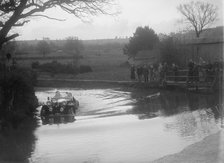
left=130, top=65, right=136, bottom=80
left=172, top=63, right=178, bottom=82
left=143, top=65, right=149, bottom=83
left=193, top=64, right=199, bottom=90
left=137, top=66, right=143, bottom=82
left=188, top=60, right=194, bottom=83
left=149, top=65, right=154, bottom=82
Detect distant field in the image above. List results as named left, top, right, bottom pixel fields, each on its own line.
left=15, top=49, right=128, bottom=67
left=15, top=39, right=131, bottom=81
left=15, top=38, right=128, bottom=67
left=36, top=58, right=130, bottom=81
left=38, top=66, right=130, bottom=81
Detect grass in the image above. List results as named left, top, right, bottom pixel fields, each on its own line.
left=38, top=66, right=131, bottom=81
left=75, top=67, right=130, bottom=81
left=14, top=42, right=131, bottom=81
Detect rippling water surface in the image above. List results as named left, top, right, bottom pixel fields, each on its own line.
left=1, top=87, right=223, bottom=163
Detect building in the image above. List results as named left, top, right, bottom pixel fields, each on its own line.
left=183, top=37, right=224, bottom=63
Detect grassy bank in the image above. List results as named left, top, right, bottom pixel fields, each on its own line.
left=151, top=131, right=223, bottom=163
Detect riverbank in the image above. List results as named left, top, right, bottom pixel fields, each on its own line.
left=37, top=77, right=162, bottom=89
left=151, top=130, right=224, bottom=163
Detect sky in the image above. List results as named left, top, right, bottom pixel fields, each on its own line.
left=15, top=0, right=223, bottom=40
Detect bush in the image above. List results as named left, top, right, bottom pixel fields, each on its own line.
left=35, top=61, right=93, bottom=75
left=0, top=68, right=38, bottom=129
left=31, top=61, right=40, bottom=69
left=38, top=60, right=79, bottom=75
left=0, top=62, right=5, bottom=72
left=119, top=61, right=130, bottom=68
left=160, top=36, right=184, bottom=66
left=79, top=65, right=93, bottom=73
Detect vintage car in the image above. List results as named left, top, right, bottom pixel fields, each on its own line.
left=40, top=91, right=79, bottom=117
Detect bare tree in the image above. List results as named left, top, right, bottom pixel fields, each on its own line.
left=0, top=0, right=116, bottom=49
left=177, top=1, right=218, bottom=38
left=64, top=36, right=84, bottom=66
left=37, top=40, right=51, bottom=57
left=64, top=37, right=84, bottom=54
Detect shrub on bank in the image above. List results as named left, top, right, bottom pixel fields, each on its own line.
left=32, top=61, right=93, bottom=75
left=79, top=65, right=92, bottom=73
left=39, top=61, right=79, bottom=74
left=31, top=61, right=40, bottom=69
left=119, top=61, right=130, bottom=68
left=0, top=67, right=38, bottom=130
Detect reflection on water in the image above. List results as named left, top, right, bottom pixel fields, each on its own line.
left=164, top=108, right=221, bottom=139
left=0, top=119, right=37, bottom=163
left=132, top=90, right=223, bottom=139
left=41, top=115, right=76, bottom=125
left=1, top=88, right=223, bottom=163
left=130, top=90, right=222, bottom=120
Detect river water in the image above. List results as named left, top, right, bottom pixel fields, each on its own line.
left=1, top=87, right=223, bottom=163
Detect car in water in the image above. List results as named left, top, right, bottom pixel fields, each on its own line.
left=40, top=91, right=79, bottom=118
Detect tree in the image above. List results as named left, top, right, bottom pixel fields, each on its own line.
left=123, top=26, right=159, bottom=58
left=1, top=40, right=17, bottom=56
left=160, top=35, right=182, bottom=65
left=0, top=0, right=116, bottom=49
left=64, top=37, right=84, bottom=54
left=37, top=40, right=50, bottom=57
left=64, top=37, right=84, bottom=66
left=177, top=1, right=218, bottom=38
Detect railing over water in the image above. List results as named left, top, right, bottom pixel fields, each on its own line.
left=163, top=69, right=220, bottom=91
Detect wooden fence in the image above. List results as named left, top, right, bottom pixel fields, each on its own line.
left=163, top=69, right=218, bottom=92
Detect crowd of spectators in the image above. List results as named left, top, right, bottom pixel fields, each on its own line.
left=187, top=60, right=222, bottom=83
left=130, top=62, right=169, bottom=83
left=130, top=60, right=223, bottom=84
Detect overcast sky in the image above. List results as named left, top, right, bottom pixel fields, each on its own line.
left=16, top=0, right=223, bottom=40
